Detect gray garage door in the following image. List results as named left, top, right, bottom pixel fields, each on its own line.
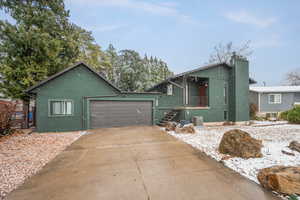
left=90, top=100, right=153, bottom=129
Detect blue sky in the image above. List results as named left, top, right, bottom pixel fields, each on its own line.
left=2, top=1, right=300, bottom=86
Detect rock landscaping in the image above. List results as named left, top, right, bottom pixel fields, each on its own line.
left=289, top=141, right=300, bottom=153
left=164, top=122, right=177, bottom=131
left=257, top=166, right=300, bottom=195
left=175, top=124, right=196, bottom=134
left=164, top=122, right=196, bottom=134
left=165, top=123, right=300, bottom=199
left=281, top=150, right=295, bottom=156
left=0, top=130, right=83, bottom=199
left=218, top=129, right=263, bottom=158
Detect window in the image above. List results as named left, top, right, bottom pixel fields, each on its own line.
left=167, top=84, right=173, bottom=95
left=268, top=94, right=281, bottom=104
left=224, top=83, right=227, bottom=105
left=49, top=100, right=73, bottom=116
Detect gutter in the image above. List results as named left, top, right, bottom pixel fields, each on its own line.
left=168, top=80, right=184, bottom=89
left=121, top=91, right=162, bottom=94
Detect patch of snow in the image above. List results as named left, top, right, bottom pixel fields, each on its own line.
left=182, top=123, right=194, bottom=127
left=167, top=125, right=300, bottom=199
left=80, top=131, right=91, bottom=135
left=251, top=120, right=288, bottom=126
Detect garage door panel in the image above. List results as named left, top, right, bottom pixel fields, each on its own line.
left=90, top=101, right=152, bottom=129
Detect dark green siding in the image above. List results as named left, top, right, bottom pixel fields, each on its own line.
left=33, top=64, right=118, bottom=132
left=149, top=80, right=184, bottom=122
left=32, top=56, right=250, bottom=132
left=187, top=66, right=229, bottom=122
left=229, top=57, right=250, bottom=121
left=149, top=66, right=230, bottom=123
left=151, top=81, right=184, bottom=108
left=149, top=58, right=250, bottom=123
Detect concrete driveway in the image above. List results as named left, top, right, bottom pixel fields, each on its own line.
left=7, top=126, right=279, bottom=200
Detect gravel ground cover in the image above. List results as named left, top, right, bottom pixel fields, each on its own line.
left=0, top=131, right=83, bottom=199
left=167, top=124, right=300, bottom=199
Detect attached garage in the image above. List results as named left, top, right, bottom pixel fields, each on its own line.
left=89, top=100, right=153, bottom=129
left=26, top=62, right=160, bottom=132
left=26, top=56, right=253, bottom=133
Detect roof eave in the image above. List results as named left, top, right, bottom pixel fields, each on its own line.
left=147, top=62, right=228, bottom=91
left=250, top=90, right=300, bottom=93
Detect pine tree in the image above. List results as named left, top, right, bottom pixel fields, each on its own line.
left=118, top=49, right=144, bottom=91
left=104, top=45, right=173, bottom=92
left=0, top=0, right=107, bottom=100
left=75, top=25, right=110, bottom=73
left=105, top=44, right=121, bottom=86
left=0, top=0, right=79, bottom=100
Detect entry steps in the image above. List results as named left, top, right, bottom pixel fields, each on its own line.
left=157, top=110, right=178, bottom=126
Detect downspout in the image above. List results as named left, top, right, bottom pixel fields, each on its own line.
left=82, top=97, right=85, bottom=130
left=258, top=92, right=261, bottom=113
left=183, top=76, right=187, bottom=105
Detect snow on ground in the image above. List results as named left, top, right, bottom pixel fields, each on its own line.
left=167, top=124, right=300, bottom=199
left=251, top=120, right=288, bottom=126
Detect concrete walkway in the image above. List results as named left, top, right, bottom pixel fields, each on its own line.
left=7, top=126, right=279, bottom=200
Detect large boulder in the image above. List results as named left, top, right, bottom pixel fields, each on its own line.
left=218, top=129, right=263, bottom=158
left=257, top=166, right=300, bottom=195
left=175, top=124, right=196, bottom=134
left=289, top=141, right=300, bottom=153
left=165, top=122, right=177, bottom=131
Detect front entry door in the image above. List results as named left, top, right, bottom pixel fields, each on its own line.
left=199, top=86, right=207, bottom=106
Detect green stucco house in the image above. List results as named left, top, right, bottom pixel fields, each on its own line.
left=27, top=55, right=254, bottom=132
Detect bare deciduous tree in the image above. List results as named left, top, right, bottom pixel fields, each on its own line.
left=208, top=41, right=253, bottom=64
left=285, top=70, right=300, bottom=86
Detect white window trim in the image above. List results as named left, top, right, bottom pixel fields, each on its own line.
left=268, top=94, right=282, bottom=104
left=167, top=84, right=173, bottom=96
left=48, top=99, right=74, bottom=117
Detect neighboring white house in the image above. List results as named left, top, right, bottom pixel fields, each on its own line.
left=249, top=86, right=300, bottom=118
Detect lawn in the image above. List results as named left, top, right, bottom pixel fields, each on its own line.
left=166, top=122, right=300, bottom=200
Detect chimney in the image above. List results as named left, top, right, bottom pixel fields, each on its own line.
left=228, top=54, right=250, bottom=122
